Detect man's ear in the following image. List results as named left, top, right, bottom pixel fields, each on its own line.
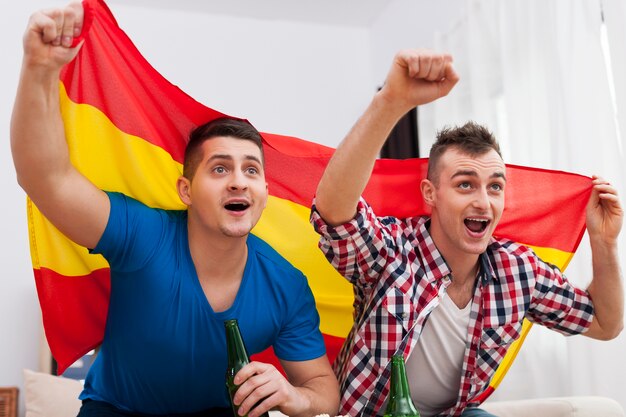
left=177, top=176, right=192, bottom=206
left=421, top=178, right=436, bottom=207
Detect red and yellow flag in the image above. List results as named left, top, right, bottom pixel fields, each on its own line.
left=29, top=0, right=591, bottom=400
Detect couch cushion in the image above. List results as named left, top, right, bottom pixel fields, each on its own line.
left=481, top=397, right=625, bottom=417
left=23, top=369, right=83, bottom=417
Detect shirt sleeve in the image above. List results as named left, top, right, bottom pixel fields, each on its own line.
left=310, top=197, right=406, bottom=289
left=273, top=271, right=326, bottom=361
left=90, top=192, right=167, bottom=273
left=526, top=254, right=594, bottom=335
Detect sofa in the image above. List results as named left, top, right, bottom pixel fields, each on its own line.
left=22, top=369, right=624, bottom=417
left=480, top=397, right=625, bottom=417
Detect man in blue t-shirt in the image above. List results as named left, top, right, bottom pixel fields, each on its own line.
left=11, top=3, right=339, bottom=417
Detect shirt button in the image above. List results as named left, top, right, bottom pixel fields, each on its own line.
left=401, top=312, right=409, bottom=319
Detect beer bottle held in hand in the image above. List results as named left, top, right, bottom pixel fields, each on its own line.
left=224, top=319, right=270, bottom=417
left=384, top=354, right=421, bottom=417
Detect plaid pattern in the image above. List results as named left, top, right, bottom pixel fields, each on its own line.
left=310, top=198, right=594, bottom=417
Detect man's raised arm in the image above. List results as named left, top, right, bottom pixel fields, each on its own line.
left=11, top=1, right=110, bottom=249
left=582, top=176, right=624, bottom=340
left=314, top=49, right=459, bottom=226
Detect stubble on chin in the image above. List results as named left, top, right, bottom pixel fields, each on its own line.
left=219, top=223, right=253, bottom=238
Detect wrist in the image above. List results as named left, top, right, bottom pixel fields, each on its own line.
left=371, top=90, right=410, bottom=125
left=590, top=237, right=619, bottom=256
left=21, top=51, right=66, bottom=76
left=20, top=60, right=62, bottom=87
left=287, top=387, right=314, bottom=417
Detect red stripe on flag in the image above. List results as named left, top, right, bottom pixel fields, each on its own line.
left=472, top=386, right=495, bottom=404
left=61, top=0, right=222, bottom=164
left=264, top=136, right=590, bottom=253
left=34, top=267, right=110, bottom=374
left=497, top=164, right=590, bottom=254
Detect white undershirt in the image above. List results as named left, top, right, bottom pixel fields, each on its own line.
left=406, top=294, right=471, bottom=417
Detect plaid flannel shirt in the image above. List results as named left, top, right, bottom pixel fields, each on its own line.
left=310, top=198, right=594, bottom=417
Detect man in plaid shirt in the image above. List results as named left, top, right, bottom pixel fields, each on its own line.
left=310, top=49, right=624, bottom=417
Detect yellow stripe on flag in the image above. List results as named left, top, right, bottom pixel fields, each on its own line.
left=28, top=200, right=109, bottom=275
left=31, top=85, right=186, bottom=275
left=60, top=83, right=185, bottom=210
left=253, top=197, right=354, bottom=338
left=527, top=244, right=574, bottom=271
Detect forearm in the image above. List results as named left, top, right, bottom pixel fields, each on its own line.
left=316, top=50, right=458, bottom=226
left=315, top=92, right=409, bottom=226
left=290, top=374, right=340, bottom=417
left=587, top=239, right=624, bottom=339
left=11, top=63, right=72, bottom=200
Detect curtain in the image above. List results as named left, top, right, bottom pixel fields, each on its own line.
left=380, top=108, right=420, bottom=159
left=419, top=0, right=626, bottom=408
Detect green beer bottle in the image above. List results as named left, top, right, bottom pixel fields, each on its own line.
left=384, top=354, right=421, bottom=417
left=224, top=319, right=270, bottom=417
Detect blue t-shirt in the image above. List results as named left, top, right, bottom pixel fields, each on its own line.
left=79, top=192, right=325, bottom=414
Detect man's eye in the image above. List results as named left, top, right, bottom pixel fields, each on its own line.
left=491, top=183, right=503, bottom=192
left=214, top=166, right=226, bottom=174
left=459, top=182, right=471, bottom=190
left=246, top=167, right=259, bottom=175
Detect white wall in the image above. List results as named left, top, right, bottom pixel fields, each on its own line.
left=107, top=1, right=373, bottom=146
left=370, top=0, right=467, bottom=87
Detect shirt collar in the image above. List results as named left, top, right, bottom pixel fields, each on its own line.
left=478, top=249, right=498, bottom=285
left=415, top=218, right=451, bottom=284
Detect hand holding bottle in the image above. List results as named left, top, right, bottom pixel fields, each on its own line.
left=224, top=319, right=271, bottom=417
left=226, top=319, right=317, bottom=417
left=231, top=360, right=308, bottom=417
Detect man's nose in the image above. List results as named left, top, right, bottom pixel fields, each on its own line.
left=228, top=170, right=249, bottom=190
left=473, top=188, right=489, bottom=209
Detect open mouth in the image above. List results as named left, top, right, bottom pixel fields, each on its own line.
left=224, top=202, right=250, bottom=212
left=464, top=217, right=489, bottom=234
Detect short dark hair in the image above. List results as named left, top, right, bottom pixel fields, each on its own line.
left=427, top=121, right=502, bottom=184
left=183, top=117, right=265, bottom=180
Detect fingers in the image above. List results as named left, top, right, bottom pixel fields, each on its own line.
left=60, top=7, right=77, bottom=47
left=591, top=175, right=610, bottom=185
left=28, top=2, right=83, bottom=48
left=232, top=362, right=291, bottom=417
left=233, top=361, right=268, bottom=386
left=386, top=48, right=459, bottom=108
left=595, top=187, right=622, bottom=211
left=68, top=1, right=84, bottom=38
left=402, top=49, right=453, bottom=81
left=28, top=9, right=60, bottom=44
left=591, top=176, right=621, bottom=203
left=238, top=377, right=281, bottom=417
left=439, top=61, right=460, bottom=96
left=586, top=175, right=624, bottom=241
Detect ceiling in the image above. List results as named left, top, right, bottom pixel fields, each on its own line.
left=107, top=0, right=392, bottom=27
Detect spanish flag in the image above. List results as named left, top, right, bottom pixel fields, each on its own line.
left=29, top=0, right=591, bottom=401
